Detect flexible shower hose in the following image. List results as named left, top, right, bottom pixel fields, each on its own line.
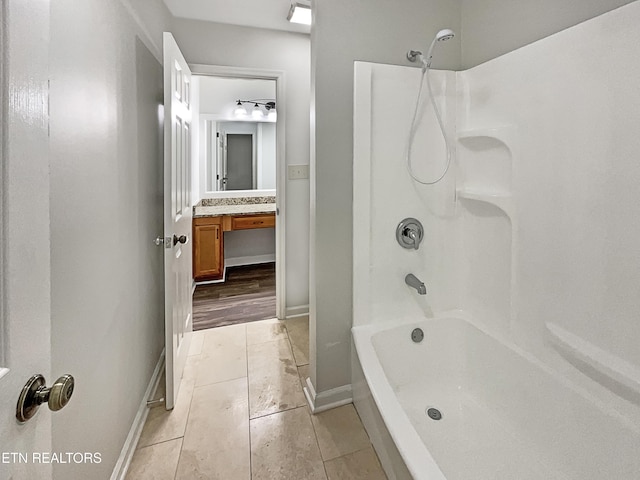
left=406, top=66, right=452, bottom=185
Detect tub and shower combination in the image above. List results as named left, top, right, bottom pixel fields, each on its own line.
left=351, top=4, right=640, bottom=479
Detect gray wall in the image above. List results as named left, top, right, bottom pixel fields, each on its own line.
left=171, top=19, right=311, bottom=310
left=49, top=0, right=170, bottom=477
left=460, top=0, right=636, bottom=68
left=310, top=0, right=461, bottom=394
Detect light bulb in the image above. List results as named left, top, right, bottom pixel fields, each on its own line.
left=234, top=101, right=246, bottom=117
left=252, top=103, right=263, bottom=118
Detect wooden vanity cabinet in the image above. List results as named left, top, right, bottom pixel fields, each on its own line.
left=193, top=212, right=276, bottom=282
left=193, top=216, right=224, bottom=281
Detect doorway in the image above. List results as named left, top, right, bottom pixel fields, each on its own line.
left=189, top=65, right=286, bottom=330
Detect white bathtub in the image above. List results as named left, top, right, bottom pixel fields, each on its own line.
left=352, top=315, right=640, bottom=480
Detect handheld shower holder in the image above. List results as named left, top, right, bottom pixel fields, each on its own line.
left=407, top=50, right=422, bottom=63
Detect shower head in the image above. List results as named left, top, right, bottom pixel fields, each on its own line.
left=436, top=29, right=455, bottom=42
left=424, top=28, right=456, bottom=69
left=406, top=28, right=456, bottom=69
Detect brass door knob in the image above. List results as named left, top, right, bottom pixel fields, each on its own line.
left=16, top=374, right=75, bottom=423
left=48, top=374, right=74, bottom=411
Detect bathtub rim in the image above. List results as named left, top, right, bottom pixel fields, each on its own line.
left=352, top=316, right=449, bottom=480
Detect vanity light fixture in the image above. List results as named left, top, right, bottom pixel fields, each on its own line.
left=287, top=3, right=311, bottom=25
left=234, top=99, right=276, bottom=120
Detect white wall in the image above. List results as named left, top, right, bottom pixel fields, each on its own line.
left=352, top=65, right=458, bottom=329
left=171, top=19, right=310, bottom=310
left=49, top=0, right=170, bottom=478
left=225, top=229, right=276, bottom=264
left=198, top=76, right=275, bottom=117
left=460, top=0, right=636, bottom=68
left=458, top=0, right=640, bottom=424
left=258, top=123, right=277, bottom=189
left=191, top=75, right=201, bottom=206
left=310, top=0, right=461, bottom=398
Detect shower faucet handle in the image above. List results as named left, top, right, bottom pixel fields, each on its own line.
left=396, top=218, right=424, bottom=250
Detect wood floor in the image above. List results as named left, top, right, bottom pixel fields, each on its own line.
left=192, top=263, right=275, bottom=331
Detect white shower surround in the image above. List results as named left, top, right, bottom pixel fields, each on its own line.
left=352, top=2, right=640, bottom=479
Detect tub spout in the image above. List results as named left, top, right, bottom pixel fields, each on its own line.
left=405, top=274, right=426, bottom=295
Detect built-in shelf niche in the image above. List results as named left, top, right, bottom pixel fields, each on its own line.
left=457, top=125, right=517, bottom=334
left=457, top=126, right=515, bottom=217
left=457, top=189, right=514, bottom=219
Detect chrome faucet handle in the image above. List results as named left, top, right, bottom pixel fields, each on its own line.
left=396, top=218, right=424, bottom=250
left=406, top=229, right=420, bottom=250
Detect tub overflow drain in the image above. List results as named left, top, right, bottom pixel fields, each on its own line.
left=411, top=328, right=424, bottom=343
left=426, top=407, right=442, bottom=421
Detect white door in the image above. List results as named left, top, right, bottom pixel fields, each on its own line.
left=163, top=32, right=193, bottom=410
left=0, top=1, right=54, bottom=478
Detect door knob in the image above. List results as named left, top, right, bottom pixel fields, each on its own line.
left=173, top=234, right=188, bottom=246
left=17, top=374, right=75, bottom=423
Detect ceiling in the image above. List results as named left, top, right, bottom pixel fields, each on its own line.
left=163, top=0, right=310, bottom=34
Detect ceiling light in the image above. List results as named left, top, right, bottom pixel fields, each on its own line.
left=287, top=3, right=311, bottom=25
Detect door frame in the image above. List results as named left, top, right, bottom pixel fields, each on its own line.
left=190, top=64, right=286, bottom=320
left=0, top=4, right=6, bottom=380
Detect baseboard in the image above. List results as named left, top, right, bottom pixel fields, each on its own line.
left=224, top=254, right=275, bottom=268
left=194, top=255, right=276, bottom=287
left=111, top=349, right=165, bottom=480
left=285, top=304, right=309, bottom=318
left=303, top=377, right=353, bottom=414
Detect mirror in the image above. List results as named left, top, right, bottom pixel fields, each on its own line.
left=195, top=75, right=277, bottom=192
left=203, top=120, right=276, bottom=191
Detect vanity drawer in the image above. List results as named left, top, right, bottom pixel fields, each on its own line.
left=231, top=213, right=275, bottom=230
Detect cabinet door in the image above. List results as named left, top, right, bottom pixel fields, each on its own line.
left=193, top=223, right=223, bottom=280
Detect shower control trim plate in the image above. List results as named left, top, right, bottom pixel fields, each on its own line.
left=396, top=218, right=424, bottom=250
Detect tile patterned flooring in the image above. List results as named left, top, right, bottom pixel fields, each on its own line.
left=126, top=316, right=387, bottom=480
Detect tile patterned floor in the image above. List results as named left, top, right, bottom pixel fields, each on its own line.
left=126, top=316, right=387, bottom=480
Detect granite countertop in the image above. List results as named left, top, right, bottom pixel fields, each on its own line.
left=194, top=203, right=276, bottom=218
left=193, top=196, right=276, bottom=218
